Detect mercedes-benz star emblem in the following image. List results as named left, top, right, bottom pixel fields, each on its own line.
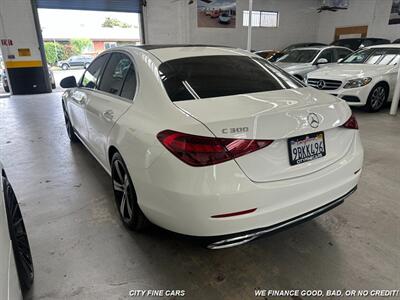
left=308, top=113, right=320, bottom=128
left=317, top=80, right=325, bottom=89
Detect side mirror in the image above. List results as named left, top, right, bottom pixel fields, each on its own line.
left=60, top=76, right=77, bottom=88
left=316, top=58, right=329, bottom=65
left=337, top=58, right=344, bottom=63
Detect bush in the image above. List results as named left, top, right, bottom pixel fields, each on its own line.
left=44, top=42, right=65, bottom=65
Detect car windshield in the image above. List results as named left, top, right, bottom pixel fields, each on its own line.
left=158, top=55, right=305, bottom=102
left=342, top=48, right=400, bottom=65
left=277, top=49, right=319, bottom=63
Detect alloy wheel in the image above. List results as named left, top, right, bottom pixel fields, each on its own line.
left=63, top=110, right=73, bottom=139
left=370, top=86, right=386, bottom=110
left=112, top=159, right=134, bottom=222
left=3, top=177, right=34, bottom=291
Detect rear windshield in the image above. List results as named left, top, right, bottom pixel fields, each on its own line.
left=331, top=39, right=361, bottom=50
left=158, top=55, right=304, bottom=102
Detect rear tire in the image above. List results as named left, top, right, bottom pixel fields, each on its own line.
left=4, top=86, right=10, bottom=93
left=63, top=105, right=79, bottom=143
left=365, top=84, right=388, bottom=112
left=3, top=176, right=34, bottom=292
left=51, top=83, right=56, bottom=89
left=111, top=152, right=149, bottom=231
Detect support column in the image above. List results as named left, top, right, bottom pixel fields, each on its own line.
left=246, top=0, right=253, bottom=51
left=0, top=0, right=51, bottom=95
left=389, top=65, right=400, bottom=116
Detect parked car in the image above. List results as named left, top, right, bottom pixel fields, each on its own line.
left=219, top=12, right=231, bottom=24
left=48, top=65, right=56, bottom=89
left=1, top=161, right=34, bottom=299
left=330, top=38, right=391, bottom=51
left=393, top=38, right=400, bottom=44
left=307, top=44, right=400, bottom=112
left=275, top=46, right=353, bottom=81
left=1, top=68, right=9, bottom=93
left=60, top=45, right=363, bottom=248
left=1, top=67, right=55, bottom=93
left=267, top=42, right=327, bottom=62
left=210, top=10, right=220, bottom=18
left=57, top=55, right=93, bottom=70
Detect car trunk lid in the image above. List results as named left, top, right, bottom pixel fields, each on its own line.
left=174, top=87, right=354, bottom=182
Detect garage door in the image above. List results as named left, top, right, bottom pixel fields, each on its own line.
left=36, top=0, right=142, bottom=13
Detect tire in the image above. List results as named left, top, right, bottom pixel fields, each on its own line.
left=84, top=63, right=90, bottom=69
left=51, top=83, right=56, bottom=89
left=365, top=84, right=388, bottom=112
left=4, top=86, right=10, bottom=93
left=111, top=152, right=149, bottom=231
left=63, top=104, right=79, bottom=143
left=62, top=64, right=69, bottom=70
left=3, top=176, right=34, bottom=292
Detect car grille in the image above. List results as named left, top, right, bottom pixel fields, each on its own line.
left=307, top=78, right=342, bottom=90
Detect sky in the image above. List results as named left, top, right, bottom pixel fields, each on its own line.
left=38, top=9, right=140, bottom=31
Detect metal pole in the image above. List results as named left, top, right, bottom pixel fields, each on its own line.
left=389, top=64, right=400, bottom=115
left=246, top=0, right=253, bottom=51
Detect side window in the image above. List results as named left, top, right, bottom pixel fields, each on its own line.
left=318, top=49, right=335, bottom=63
left=120, top=65, right=137, bottom=100
left=80, top=54, right=109, bottom=89
left=98, top=53, right=132, bottom=96
left=336, top=48, right=352, bottom=60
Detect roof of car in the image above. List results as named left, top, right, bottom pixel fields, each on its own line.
left=122, top=44, right=254, bottom=62
left=290, top=45, right=352, bottom=51
left=334, top=37, right=390, bottom=41
left=367, top=44, right=400, bottom=49
left=133, top=44, right=234, bottom=50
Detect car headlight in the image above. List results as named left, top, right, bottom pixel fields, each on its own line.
left=343, top=77, right=372, bottom=89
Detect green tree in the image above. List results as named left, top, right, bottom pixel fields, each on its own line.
left=44, top=42, right=65, bottom=65
left=70, top=38, right=93, bottom=55
left=102, top=17, right=132, bottom=28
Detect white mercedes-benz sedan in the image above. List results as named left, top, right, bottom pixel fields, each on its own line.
left=60, top=45, right=363, bottom=249
left=307, top=44, right=400, bottom=112
left=0, top=162, right=34, bottom=299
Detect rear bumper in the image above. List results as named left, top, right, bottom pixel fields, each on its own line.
left=207, top=186, right=356, bottom=249
left=135, top=131, right=363, bottom=237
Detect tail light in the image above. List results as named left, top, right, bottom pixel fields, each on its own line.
left=157, top=130, right=273, bottom=166
left=341, top=113, right=358, bottom=129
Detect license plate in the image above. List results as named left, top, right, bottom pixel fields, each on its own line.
left=288, top=132, right=326, bottom=166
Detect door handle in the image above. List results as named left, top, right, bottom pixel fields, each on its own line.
left=102, top=110, right=114, bottom=121
left=71, top=92, right=87, bottom=105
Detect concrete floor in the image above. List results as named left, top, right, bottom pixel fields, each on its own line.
left=0, top=92, right=399, bottom=300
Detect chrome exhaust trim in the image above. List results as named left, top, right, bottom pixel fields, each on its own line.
left=207, top=186, right=357, bottom=250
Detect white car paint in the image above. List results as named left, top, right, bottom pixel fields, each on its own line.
left=62, top=45, right=363, bottom=247
left=0, top=162, right=22, bottom=300
left=306, top=44, right=400, bottom=108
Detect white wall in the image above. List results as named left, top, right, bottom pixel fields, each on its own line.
left=144, top=0, right=399, bottom=51
left=144, top=0, right=320, bottom=51
left=317, top=0, right=400, bottom=43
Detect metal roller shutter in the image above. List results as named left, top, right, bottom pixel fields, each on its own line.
left=35, top=0, right=142, bottom=13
